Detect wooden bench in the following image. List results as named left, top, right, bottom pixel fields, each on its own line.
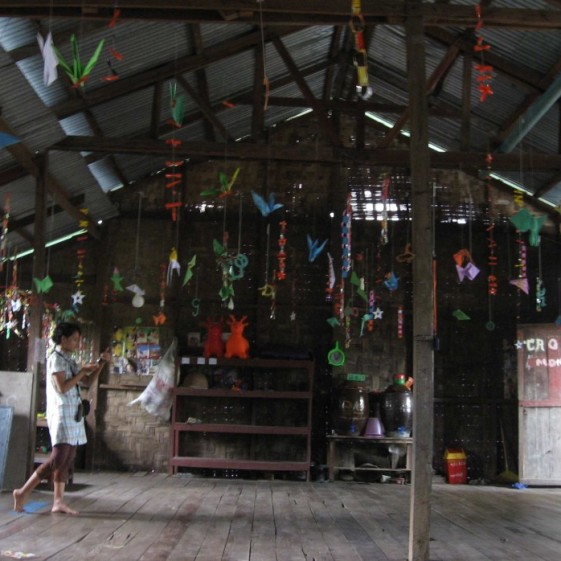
left=326, top=435, right=413, bottom=482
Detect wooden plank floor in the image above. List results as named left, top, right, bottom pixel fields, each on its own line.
left=2, top=472, right=561, bottom=560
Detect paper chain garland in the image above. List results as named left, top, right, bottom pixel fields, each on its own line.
left=277, top=221, right=287, bottom=280
left=349, top=0, right=372, bottom=99
left=474, top=4, right=494, bottom=102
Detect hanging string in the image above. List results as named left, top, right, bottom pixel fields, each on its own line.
left=237, top=192, right=243, bottom=255
left=257, top=0, right=270, bottom=110
left=134, top=192, right=143, bottom=276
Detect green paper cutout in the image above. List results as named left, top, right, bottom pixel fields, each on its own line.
left=452, top=309, right=470, bottom=320
left=327, top=317, right=340, bottom=327
left=509, top=207, right=547, bottom=247
left=170, top=83, right=186, bottom=126
left=201, top=168, right=240, bottom=198
left=33, top=275, right=53, bottom=294
left=110, top=270, right=124, bottom=292
left=350, top=271, right=361, bottom=287
left=182, top=254, right=197, bottom=286
left=54, top=34, right=105, bottom=87
left=356, top=288, right=368, bottom=302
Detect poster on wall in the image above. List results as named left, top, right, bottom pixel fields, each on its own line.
left=112, top=326, right=161, bottom=376
left=517, top=323, right=561, bottom=485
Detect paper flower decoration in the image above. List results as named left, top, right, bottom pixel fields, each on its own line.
left=37, top=31, right=58, bottom=86
left=54, top=34, right=105, bottom=88
left=509, top=207, right=546, bottom=247
left=251, top=191, right=283, bottom=217
left=201, top=168, right=240, bottom=198
left=307, top=235, right=327, bottom=263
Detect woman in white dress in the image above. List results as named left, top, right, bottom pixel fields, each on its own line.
left=13, top=322, right=110, bottom=514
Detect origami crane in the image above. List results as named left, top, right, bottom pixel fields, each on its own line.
left=37, top=31, right=58, bottom=86
left=384, top=272, right=399, bottom=291
left=307, top=235, right=327, bottom=262
left=200, top=168, right=240, bottom=198
left=509, top=207, right=546, bottom=247
left=251, top=191, right=283, bottom=217
left=54, top=34, right=105, bottom=88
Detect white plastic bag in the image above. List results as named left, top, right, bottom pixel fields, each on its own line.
left=129, top=338, right=177, bottom=420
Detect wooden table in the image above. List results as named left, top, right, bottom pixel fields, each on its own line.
left=326, top=435, right=413, bottom=481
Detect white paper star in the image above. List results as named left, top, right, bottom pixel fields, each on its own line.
left=515, top=340, right=524, bottom=349
left=290, top=311, right=296, bottom=321
left=372, top=307, right=384, bottom=319
left=72, top=290, right=85, bottom=306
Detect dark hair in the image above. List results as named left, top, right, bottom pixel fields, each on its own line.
left=52, top=322, right=82, bottom=345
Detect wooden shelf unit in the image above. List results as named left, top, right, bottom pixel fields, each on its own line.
left=326, top=435, right=413, bottom=482
left=169, top=356, right=314, bottom=480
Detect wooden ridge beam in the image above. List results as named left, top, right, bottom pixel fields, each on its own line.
left=0, top=3, right=560, bottom=30
left=50, top=135, right=561, bottom=172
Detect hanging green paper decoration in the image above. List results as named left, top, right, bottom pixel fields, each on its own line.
left=54, top=34, right=105, bottom=88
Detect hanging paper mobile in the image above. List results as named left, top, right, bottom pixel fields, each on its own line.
left=126, top=284, right=145, bottom=308
left=37, top=31, right=58, bottom=86
left=0, top=132, right=20, bottom=150
left=349, top=0, right=372, bottom=100
left=166, top=247, right=181, bottom=285
left=341, top=196, right=352, bottom=279
left=251, top=191, right=283, bottom=217
left=110, top=267, right=124, bottom=292
left=453, top=249, right=480, bottom=282
left=169, top=83, right=186, bottom=128
left=536, top=277, right=546, bottom=311
left=182, top=255, right=197, bottom=287
left=384, top=272, right=399, bottom=292
left=33, top=275, right=53, bottom=294
left=307, top=235, right=327, bottom=263
left=473, top=4, right=494, bottom=102
left=509, top=207, right=546, bottom=247
left=201, top=168, right=240, bottom=198
left=54, top=34, right=105, bottom=88
left=277, top=221, right=287, bottom=280
left=509, top=238, right=529, bottom=295
left=397, top=305, right=404, bottom=339
left=325, top=252, right=336, bottom=302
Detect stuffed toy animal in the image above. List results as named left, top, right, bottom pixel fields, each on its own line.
left=225, top=315, right=249, bottom=359
left=202, top=318, right=224, bottom=358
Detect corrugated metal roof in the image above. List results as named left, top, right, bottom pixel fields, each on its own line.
left=0, top=3, right=561, bottom=257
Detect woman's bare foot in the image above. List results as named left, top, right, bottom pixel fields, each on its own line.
left=13, top=489, right=25, bottom=512
left=51, top=501, right=78, bottom=515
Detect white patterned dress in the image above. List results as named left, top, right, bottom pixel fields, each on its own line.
left=46, top=349, right=87, bottom=446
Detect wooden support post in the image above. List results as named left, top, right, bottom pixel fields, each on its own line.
left=406, top=3, right=435, bottom=561
left=26, top=153, right=48, bottom=478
